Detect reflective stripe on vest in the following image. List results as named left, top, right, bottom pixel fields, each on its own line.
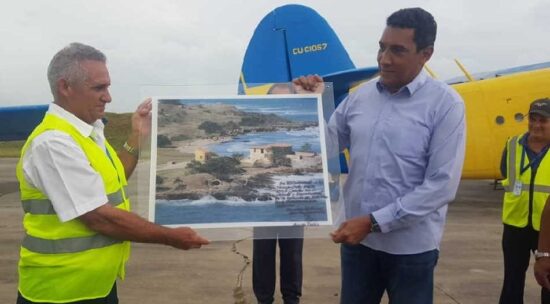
left=21, top=186, right=127, bottom=215
left=505, top=183, right=550, bottom=193
left=22, top=233, right=122, bottom=254
left=504, top=136, right=518, bottom=192
left=504, top=136, right=550, bottom=194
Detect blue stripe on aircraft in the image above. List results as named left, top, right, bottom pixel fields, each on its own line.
left=0, top=105, right=48, bottom=141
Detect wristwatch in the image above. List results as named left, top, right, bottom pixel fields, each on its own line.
left=535, top=250, right=550, bottom=260
left=370, top=214, right=381, bottom=233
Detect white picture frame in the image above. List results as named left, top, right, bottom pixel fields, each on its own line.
left=149, top=94, right=332, bottom=229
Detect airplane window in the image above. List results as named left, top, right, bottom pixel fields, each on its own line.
left=496, top=115, right=505, bottom=125
left=514, top=113, right=524, bottom=122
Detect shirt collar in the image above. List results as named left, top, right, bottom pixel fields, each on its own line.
left=519, top=133, right=529, bottom=147
left=519, top=133, right=550, bottom=156
left=376, top=69, right=428, bottom=97
left=48, top=103, right=104, bottom=138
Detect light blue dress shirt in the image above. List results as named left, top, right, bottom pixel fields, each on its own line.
left=328, top=70, right=466, bottom=254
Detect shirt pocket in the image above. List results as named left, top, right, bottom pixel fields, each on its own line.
left=383, top=122, right=430, bottom=159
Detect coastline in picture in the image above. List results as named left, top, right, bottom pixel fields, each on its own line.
left=149, top=95, right=332, bottom=229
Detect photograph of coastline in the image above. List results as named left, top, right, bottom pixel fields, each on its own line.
left=149, top=95, right=332, bottom=228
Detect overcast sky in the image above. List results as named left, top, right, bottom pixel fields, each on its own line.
left=1, top=0, right=549, bottom=112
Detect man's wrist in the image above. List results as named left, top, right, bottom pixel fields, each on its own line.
left=535, top=250, right=550, bottom=260
left=123, top=141, right=139, bottom=157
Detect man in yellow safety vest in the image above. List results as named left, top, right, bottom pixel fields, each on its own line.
left=500, top=98, right=550, bottom=304
left=16, top=42, right=209, bottom=304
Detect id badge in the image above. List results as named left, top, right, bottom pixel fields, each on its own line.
left=513, top=181, right=523, bottom=196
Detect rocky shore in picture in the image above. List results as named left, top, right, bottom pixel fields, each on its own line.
left=154, top=100, right=325, bottom=203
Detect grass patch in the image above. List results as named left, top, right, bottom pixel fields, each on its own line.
left=0, top=112, right=133, bottom=158
left=0, top=141, right=25, bottom=158
left=104, top=112, right=132, bottom=151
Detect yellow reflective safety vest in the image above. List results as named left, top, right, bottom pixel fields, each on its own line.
left=502, top=135, right=550, bottom=230
left=16, top=113, right=131, bottom=302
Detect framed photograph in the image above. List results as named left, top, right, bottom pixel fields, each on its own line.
left=149, top=94, right=332, bottom=228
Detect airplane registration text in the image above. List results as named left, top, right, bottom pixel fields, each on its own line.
left=292, top=43, right=328, bottom=55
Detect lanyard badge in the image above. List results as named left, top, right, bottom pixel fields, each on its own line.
left=513, top=180, right=523, bottom=196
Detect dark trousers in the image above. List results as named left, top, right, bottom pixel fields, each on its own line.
left=340, top=244, right=438, bottom=304
left=17, top=283, right=118, bottom=304
left=499, top=224, right=550, bottom=304
left=253, top=237, right=304, bottom=304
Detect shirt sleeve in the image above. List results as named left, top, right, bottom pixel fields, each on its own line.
left=326, top=95, right=351, bottom=153
left=372, top=97, right=466, bottom=233
left=22, top=131, right=108, bottom=222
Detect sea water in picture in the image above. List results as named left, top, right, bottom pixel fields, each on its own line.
left=150, top=95, right=332, bottom=229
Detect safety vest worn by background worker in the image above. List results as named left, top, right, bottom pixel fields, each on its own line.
left=15, top=113, right=131, bottom=303
left=502, top=134, right=550, bottom=231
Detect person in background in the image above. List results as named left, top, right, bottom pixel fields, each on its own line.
left=252, top=83, right=303, bottom=304
left=535, top=196, right=550, bottom=295
left=16, top=42, right=208, bottom=304
left=500, top=98, right=550, bottom=304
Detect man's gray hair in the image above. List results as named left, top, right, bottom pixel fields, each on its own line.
left=47, top=42, right=106, bottom=99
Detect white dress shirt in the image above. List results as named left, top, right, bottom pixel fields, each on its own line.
left=22, top=103, right=109, bottom=222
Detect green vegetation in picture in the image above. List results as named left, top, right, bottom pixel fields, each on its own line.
left=247, top=173, right=273, bottom=188
left=157, top=135, right=172, bottom=148
left=171, top=134, right=191, bottom=141
left=186, top=157, right=244, bottom=181
left=224, top=121, right=239, bottom=131
left=239, top=115, right=265, bottom=126
left=239, top=113, right=291, bottom=126
left=299, top=143, right=313, bottom=152
left=231, top=152, right=244, bottom=161
left=272, top=149, right=291, bottom=167
left=198, top=121, right=223, bottom=134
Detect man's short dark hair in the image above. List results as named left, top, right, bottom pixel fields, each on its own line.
left=386, top=7, right=437, bottom=51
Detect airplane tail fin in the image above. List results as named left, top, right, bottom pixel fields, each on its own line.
left=238, top=4, right=356, bottom=94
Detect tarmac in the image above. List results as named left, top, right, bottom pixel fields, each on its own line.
left=0, top=157, right=543, bottom=303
